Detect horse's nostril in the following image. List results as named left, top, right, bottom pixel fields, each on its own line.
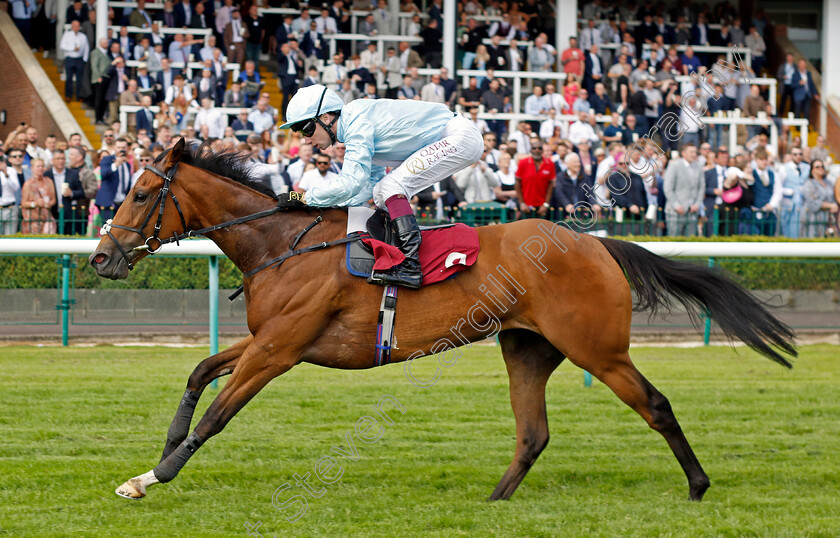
left=93, top=253, right=108, bottom=265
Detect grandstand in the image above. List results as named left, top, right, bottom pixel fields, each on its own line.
left=1, top=0, right=839, bottom=239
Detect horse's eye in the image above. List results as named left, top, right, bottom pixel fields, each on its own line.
left=134, top=192, right=148, bottom=203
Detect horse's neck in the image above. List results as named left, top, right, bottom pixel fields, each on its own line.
left=201, top=195, right=346, bottom=274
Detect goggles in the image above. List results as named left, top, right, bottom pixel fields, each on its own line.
left=291, top=87, right=329, bottom=138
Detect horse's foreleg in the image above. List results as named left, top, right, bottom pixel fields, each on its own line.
left=489, top=329, right=564, bottom=501
left=159, top=335, right=253, bottom=463
left=581, top=352, right=710, bottom=501
left=117, top=335, right=291, bottom=499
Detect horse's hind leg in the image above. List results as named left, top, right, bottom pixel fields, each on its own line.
left=159, top=334, right=254, bottom=462
left=575, top=350, right=710, bottom=501
left=489, top=329, right=564, bottom=501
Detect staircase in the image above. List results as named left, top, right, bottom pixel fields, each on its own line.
left=36, top=54, right=99, bottom=145
left=258, top=64, right=284, bottom=117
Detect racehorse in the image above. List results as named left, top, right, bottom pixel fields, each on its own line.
left=90, top=139, right=796, bottom=503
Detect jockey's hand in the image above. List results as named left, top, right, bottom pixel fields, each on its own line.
left=277, top=191, right=307, bottom=210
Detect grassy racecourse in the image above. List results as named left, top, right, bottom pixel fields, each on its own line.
left=1, top=344, right=839, bottom=537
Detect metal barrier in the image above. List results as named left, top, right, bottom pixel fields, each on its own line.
left=1, top=235, right=839, bottom=347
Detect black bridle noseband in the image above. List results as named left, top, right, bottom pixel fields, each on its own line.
left=100, top=161, right=359, bottom=286
left=101, top=163, right=188, bottom=270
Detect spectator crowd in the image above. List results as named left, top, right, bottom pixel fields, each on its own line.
left=2, top=0, right=838, bottom=237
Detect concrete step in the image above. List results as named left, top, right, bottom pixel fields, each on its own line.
left=37, top=52, right=99, bottom=142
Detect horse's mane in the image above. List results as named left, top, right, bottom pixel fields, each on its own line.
left=157, top=142, right=279, bottom=200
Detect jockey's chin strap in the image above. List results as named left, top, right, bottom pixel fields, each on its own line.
left=317, top=112, right=340, bottom=146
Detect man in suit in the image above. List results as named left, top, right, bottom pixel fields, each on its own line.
left=173, top=0, right=194, bottom=28
left=277, top=41, right=303, bottom=115
left=223, top=80, right=246, bottom=107
left=776, top=53, right=796, bottom=115
left=191, top=1, right=210, bottom=30
left=358, top=13, right=377, bottom=49
left=45, top=149, right=85, bottom=235
left=703, top=147, right=729, bottom=236
left=791, top=58, right=818, bottom=119
left=420, top=73, right=446, bottom=104
left=136, top=95, right=156, bottom=142
left=95, top=138, right=133, bottom=224
left=691, top=13, right=710, bottom=46
left=224, top=7, right=248, bottom=66
left=90, top=37, right=112, bottom=125
left=583, top=44, right=604, bottom=93
left=498, top=40, right=522, bottom=73
left=663, top=143, right=704, bottom=236
left=347, top=55, right=373, bottom=93
left=751, top=148, right=782, bottom=236
left=129, top=0, right=155, bottom=32
left=155, top=57, right=181, bottom=103
left=135, top=63, right=155, bottom=93
left=194, top=67, right=218, bottom=103
left=551, top=152, right=596, bottom=220
left=120, top=79, right=141, bottom=133
left=112, top=26, right=135, bottom=60
left=105, top=56, right=131, bottom=124
left=372, top=0, right=397, bottom=36
left=654, top=15, right=675, bottom=44
left=381, top=47, right=402, bottom=98
left=485, top=34, right=507, bottom=71
left=398, top=40, right=424, bottom=71
left=321, top=53, right=348, bottom=91
left=65, top=0, right=86, bottom=23
left=275, top=14, right=294, bottom=46
left=300, top=66, right=320, bottom=88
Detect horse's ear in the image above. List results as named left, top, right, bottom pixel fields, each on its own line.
left=162, top=137, right=186, bottom=170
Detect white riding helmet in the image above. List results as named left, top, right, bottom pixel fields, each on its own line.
left=278, top=84, right=344, bottom=130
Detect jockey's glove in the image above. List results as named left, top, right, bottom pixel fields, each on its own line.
left=277, top=191, right=307, bottom=210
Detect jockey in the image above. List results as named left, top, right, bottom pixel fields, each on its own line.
left=277, top=84, right=483, bottom=289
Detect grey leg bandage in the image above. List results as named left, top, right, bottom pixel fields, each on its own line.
left=153, top=433, right=203, bottom=483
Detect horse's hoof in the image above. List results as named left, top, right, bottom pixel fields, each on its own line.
left=115, top=478, right=146, bottom=499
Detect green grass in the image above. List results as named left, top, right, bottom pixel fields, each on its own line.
left=1, top=344, right=839, bottom=537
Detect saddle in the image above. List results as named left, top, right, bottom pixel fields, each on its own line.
left=346, top=207, right=459, bottom=280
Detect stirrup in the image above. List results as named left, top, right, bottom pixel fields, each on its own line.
left=367, top=266, right=422, bottom=289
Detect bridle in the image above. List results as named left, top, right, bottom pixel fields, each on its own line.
left=99, top=151, right=368, bottom=304
left=99, top=159, right=356, bottom=283
left=100, top=162, right=188, bottom=270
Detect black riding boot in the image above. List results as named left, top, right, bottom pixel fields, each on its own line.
left=368, top=214, right=423, bottom=289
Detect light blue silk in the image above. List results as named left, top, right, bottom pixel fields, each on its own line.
left=304, top=99, right=455, bottom=207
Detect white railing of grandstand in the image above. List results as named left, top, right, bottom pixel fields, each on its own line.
left=118, top=105, right=249, bottom=134
left=124, top=60, right=241, bottom=81
left=64, top=22, right=212, bottom=36
left=108, top=2, right=431, bottom=36
left=3, top=239, right=840, bottom=258
left=578, top=18, right=723, bottom=31
left=600, top=43, right=752, bottom=66
left=323, top=33, right=421, bottom=58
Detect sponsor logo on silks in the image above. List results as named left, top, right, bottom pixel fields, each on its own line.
left=406, top=158, right=427, bottom=175
left=407, top=141, right=459, bottom=175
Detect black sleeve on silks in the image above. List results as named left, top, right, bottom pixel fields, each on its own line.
left=154, top=433, right=203, bottom=483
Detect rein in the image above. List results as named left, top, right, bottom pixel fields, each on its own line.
left=102, top=162, right=362, bottom=297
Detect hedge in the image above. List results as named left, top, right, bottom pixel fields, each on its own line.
left=0, top=235, right=838, bottom=290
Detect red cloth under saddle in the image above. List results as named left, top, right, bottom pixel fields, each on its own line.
left=360, top=223, right=480, bottom=286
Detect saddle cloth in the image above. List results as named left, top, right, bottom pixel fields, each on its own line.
left=346, top=207, right=480, bottom=287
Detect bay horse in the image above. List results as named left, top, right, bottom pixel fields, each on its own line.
left=90, top=139, right=795, bottom=503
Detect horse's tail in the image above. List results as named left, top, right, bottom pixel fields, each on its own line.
left=596, top=237, right=796, bottom=368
